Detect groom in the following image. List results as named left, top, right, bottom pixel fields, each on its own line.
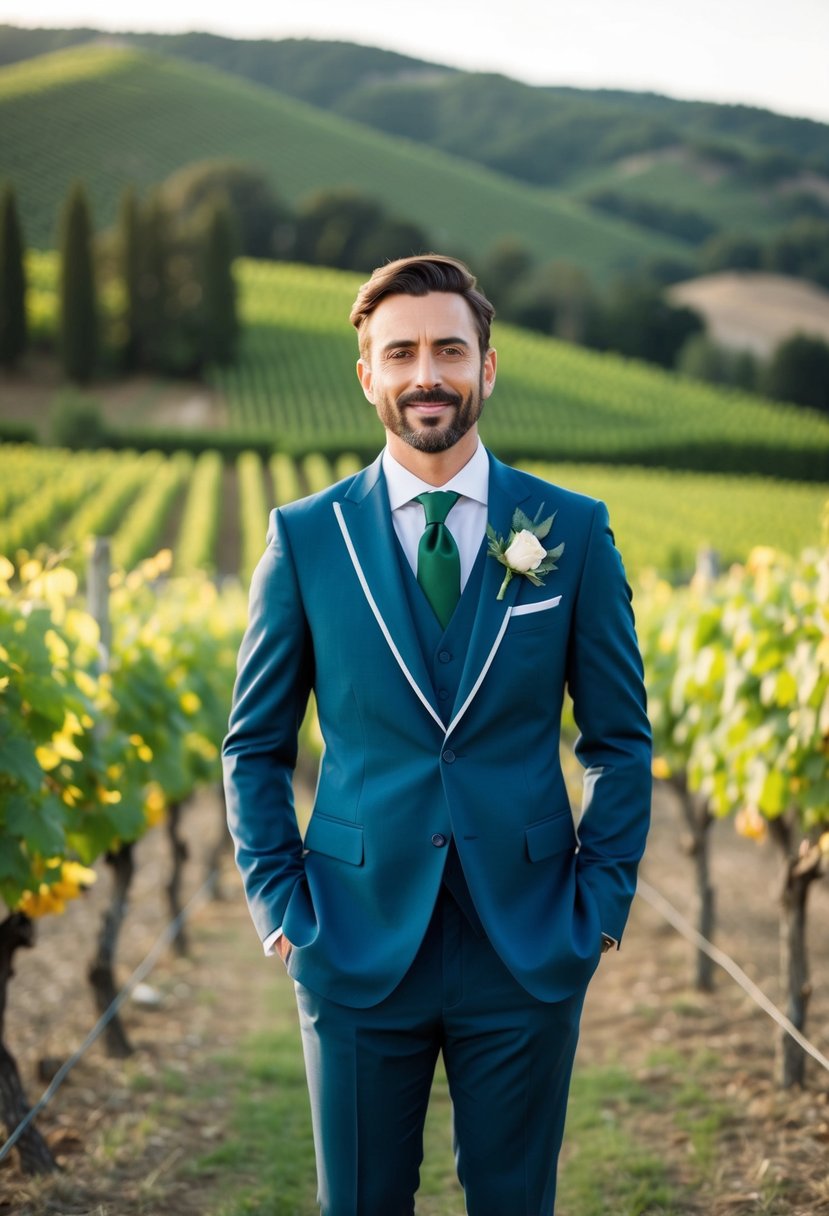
left=223, top=253, right=651, bottom=1215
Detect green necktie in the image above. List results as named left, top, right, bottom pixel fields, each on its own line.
left=416, top=491, right=461, bottom=629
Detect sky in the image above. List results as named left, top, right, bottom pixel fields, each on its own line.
left=2, top=0, right=829, bottom=125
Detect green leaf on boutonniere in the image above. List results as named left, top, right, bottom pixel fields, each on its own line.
left=486, top=504, right=565, bottom=600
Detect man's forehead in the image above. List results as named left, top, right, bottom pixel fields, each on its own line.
left=365, top=291, right=478, bottom=339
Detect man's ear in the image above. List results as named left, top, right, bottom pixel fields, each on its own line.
left=482, top=347, right=497, bottom=399
left=356, top=357, right=374, bottom=402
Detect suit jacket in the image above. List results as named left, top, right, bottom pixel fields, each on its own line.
left=222, top=450, right=652, bottom=1009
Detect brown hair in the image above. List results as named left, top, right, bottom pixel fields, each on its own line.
left=349, top=253, right=495, bottom=357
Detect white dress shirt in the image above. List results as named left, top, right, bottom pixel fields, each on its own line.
left=382, top=439, right=490, bottom=589
left=263, top=440, right=491, bottom=956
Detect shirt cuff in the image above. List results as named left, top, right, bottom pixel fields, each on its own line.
left=263, top=927, right=283, bottom=956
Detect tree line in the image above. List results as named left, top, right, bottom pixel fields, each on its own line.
left=2, top=159, right=828, bottom=417
left=0, top=176, right=238, bottom=383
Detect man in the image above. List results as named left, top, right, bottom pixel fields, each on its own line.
left=223, top=253, right=651, bottom=1215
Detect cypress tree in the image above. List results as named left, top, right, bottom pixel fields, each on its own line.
left=0, top=183, right=27, bottom=370
left=137, top=193, right=172, bottom=372
left=118, top=185, right=141, bottom=371
left=58, top=181, right=98, bottom=384
left=200, top=195, right=238, bottom=367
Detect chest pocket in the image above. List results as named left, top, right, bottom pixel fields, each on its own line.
left=507, top=595, right=562, bottom=635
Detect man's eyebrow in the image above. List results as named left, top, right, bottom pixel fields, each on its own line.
left=381, top=336, right=470, bottom=352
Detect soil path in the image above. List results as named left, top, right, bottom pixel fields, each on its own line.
left=2, top=785, right=828, bottom=1214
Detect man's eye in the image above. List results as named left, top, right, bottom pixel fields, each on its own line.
left=441, top=347, right=462, bottom=356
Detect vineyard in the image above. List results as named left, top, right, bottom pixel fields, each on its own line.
left=2, top=245, right=829, bottom=1206
left=2, top=514, right=828, bottom=1201
left=0, top=441, right=826, bottom=585
left=17, top=255, right=829, bottom=480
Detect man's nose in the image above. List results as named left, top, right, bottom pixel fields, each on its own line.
left=414, top=351, right=441, bottom=388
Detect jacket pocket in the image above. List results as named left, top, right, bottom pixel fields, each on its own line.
left=304, top=814, right=364, bottom=866
left=525, top=812, right=577, bottom=862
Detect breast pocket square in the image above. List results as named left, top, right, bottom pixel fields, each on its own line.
left=510, top=595, right=562, bottom=618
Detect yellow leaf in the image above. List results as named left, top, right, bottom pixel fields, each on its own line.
left=42, top=567, right=78, bottom=601
left=52, top=860, right=97, bottom=899
left=100, top=789, right=122, bottom=805
left=758, top=769, right=787, bottom=817
left=65, top=609, right=100, bottom=650
left=17, top=887, right=66, bottom=918
left=144, top=783, right=167, bottom=827
left=652, top=756, right=671, bottom=780
left=736, top=806, right=768, bottom=842
left=52, top=734, right=83, bottom=762
left=137, top=744, right=153, bottom=763
left=62, top=861, right=96, bottom=886
left=63, top=711, right=84, bottom=737
left=74, top=670, right=98, bottom=699
left=44, top=629, right=70, bottom=666
left=180, top=691, right=201, bottom=715
left=0, top=556, right=14, bottom=581
left=20, top=558, right=43, bottom=584
left=35, top=745, right=61, bottom=772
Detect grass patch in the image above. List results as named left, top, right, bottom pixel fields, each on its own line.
left=190, top=974, right=747, bottom=1216
left=557, top=1066, right=679, bottom=1216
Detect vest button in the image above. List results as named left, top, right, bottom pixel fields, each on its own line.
left=442, top=749, right=456, bottom=764
left=438, top=650, right=452, bottom=664
left=431, top=833, right=447, bottom=848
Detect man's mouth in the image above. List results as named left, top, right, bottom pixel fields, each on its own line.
left=408, top=401, right=453, bottom=416
left=399, top=390, right=461, bottom=419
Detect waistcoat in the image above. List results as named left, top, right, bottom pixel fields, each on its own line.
left=394, top=534, right=487, bottom=934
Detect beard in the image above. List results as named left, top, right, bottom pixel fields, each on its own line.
left=376, top=377, right=485, bottom=454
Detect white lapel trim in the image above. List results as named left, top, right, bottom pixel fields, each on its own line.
left=511, top=595, right=562, bottom=617
left=445, top=607, right=511, bottom=740
left=333, top=502, right=444, bottom=732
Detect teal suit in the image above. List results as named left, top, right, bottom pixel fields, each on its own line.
left=223, top=450, right=651, bottom=1213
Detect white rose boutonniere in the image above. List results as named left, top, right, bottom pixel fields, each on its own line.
left=487, top=506, right=564, bottom=600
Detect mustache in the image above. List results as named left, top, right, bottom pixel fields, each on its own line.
left=398, top=388, right=463, bottom=408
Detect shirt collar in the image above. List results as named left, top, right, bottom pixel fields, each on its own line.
left=382, top=440, right=489, bottom=512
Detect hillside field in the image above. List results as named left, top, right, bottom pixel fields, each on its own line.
left=667, top=271, right=829, bottom=356
left=1, top=258, right=827, bottom=582
left=1, top=442, right=825, bottom=587
left=0, top=44, right=683, bottom=277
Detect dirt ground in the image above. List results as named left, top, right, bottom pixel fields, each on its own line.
left=1, top=784, right=828, bottom=1215
left=0, top=357, right=227, bottom=440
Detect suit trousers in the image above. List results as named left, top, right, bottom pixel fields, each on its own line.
left=294, top=888, right=586, bottom=1216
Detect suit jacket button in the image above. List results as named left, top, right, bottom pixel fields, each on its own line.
left=431, top=833, right=447, bottom=847
left=438, top=650, right=452, bottom=663
left=442, top=749, right=455, bottom=763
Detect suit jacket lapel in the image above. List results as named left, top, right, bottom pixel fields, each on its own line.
left=333, top=456, right=444, bottom=731
left=446, top=454, right=533, bottom=740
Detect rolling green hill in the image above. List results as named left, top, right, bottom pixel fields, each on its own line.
left=4, top=26, right=828, bottom=251
left=0, top=44, right=685, bottom=277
